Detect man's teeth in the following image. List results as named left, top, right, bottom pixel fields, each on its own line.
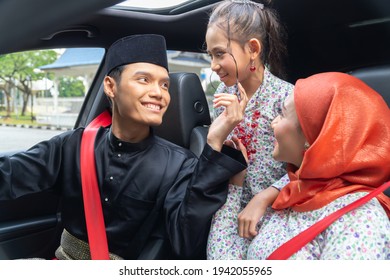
left=144, top=104, right=160, bottom=110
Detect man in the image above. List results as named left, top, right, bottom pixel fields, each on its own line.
left=0, top=34, right=247, bottom=259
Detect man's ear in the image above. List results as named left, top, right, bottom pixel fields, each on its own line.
left=103, top=76, right=116, bottom=99
left=248, top=38, right=261, bottom=60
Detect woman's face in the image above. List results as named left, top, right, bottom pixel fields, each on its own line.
left=271, top=94, right=307, bottom=167
left=205, top=25, right=251, bottom=87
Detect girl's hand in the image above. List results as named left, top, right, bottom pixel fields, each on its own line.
left=237, top=187, right=279, bottom=239
left=207, top=83, right=248, bottom=151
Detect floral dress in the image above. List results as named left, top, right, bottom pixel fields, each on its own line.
left=213, top=186, right=390, bottom=259
left=207, top=67, right=294, bottom=259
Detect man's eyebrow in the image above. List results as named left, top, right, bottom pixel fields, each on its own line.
left=133, top=71, right=152, bottom=76
left=162, top=76, right=170, bottom=84
left=134, top=70, right=170, bottom=83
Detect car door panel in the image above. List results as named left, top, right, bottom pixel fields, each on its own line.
left=0, top=191, right=62, bottom=259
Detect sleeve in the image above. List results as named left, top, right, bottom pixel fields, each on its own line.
left=207, top=184, right=251, bottom=259
left=0, top=133, right=69, bottom=200
left=164, top=143, right=247, bottom=259
left=270, top=173, right=289, bottom=191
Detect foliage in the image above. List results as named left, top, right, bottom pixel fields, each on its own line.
left=58, top=77, right=85, bottom=97
left=205, top=80, right=221, bottom=96
left=0, top=50, right=58, bottom=116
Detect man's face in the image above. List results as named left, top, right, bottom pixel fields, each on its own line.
left=108, top=62, right=170, bottom=128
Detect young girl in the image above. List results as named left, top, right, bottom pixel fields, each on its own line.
left=205, top=0, right=294, bottom=259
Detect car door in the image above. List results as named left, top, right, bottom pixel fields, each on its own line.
left=0, top=46, right=106, bottom=259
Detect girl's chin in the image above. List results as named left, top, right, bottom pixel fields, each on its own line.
left=224, top=82, right=236, bottom=87
left=272, top=148, right=280, bottom=161
left=221, top=77, right=236, bottom=87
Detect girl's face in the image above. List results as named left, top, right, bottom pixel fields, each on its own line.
left=271, top=94, right=307, bottom=167
left=206, top=25, right=251, bottom=87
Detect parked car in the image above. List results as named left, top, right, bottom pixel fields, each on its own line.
left=0, top=0, right=389, bottom=259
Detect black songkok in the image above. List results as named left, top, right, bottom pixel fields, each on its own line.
left=105, top=34, right=169, bottom=74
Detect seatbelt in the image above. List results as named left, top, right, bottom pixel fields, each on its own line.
left=80, top=110, right=112, bottom=260
left=267, top=181, right=390, bottom=260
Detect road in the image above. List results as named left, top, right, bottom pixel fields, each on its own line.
left=0, top=126, right=65, bottom=152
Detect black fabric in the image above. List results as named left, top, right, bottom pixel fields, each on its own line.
left=123, top=170, right=173, bottom=259
left=0, top=127, right=246, bottom=259
left=105, top=34, right=169, bottom=74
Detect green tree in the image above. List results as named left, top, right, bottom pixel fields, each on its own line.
left=205, top=80, right=220, bottom=96
left=58, top=77, right=85, bottom=97
left=0, top=50, right=57, bottom=117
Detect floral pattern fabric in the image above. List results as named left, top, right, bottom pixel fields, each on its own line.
left=212, top=67, right=293, bottom=203
left=208, top=68, right=293, bottom=259
left=208, top=185, right=390, bottom=259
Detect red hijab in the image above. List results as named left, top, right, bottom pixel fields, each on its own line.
left=272, top=72, right=390, bottom=216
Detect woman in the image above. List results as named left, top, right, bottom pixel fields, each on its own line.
left=252, top=72, right=390, bottom=259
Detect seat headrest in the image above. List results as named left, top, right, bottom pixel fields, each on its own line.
left=349, top=65, right=390, bottom=106
left=154, top=72, right=211, bottom=148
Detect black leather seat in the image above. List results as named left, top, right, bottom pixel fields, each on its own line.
left=154, top=72, right=211, bottom=157
left=349, top=65, right=390, bottom=197
left=349, top=65, right=390, bottom=106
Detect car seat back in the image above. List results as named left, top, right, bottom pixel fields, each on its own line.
left=349, top=64, right=390, bottom=107
left=154, top=72, right=211, bottom=157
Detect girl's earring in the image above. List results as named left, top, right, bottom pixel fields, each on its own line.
left=250, top=60, right=256, bottom=72
left=302, top=142, right=310, bottom=156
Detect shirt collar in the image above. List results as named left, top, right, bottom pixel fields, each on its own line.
left=108, top=127, right=155, bottom=153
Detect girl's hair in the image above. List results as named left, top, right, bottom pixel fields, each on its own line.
left=207, top=0, right=288, bottom=78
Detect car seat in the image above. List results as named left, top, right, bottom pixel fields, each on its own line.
left=349, top=64, right=390, bottom=107
left=154, top=72, right=211, bottom=157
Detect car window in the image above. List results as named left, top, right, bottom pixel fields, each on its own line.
left=0, top=48, right=216, bottom=152
left=168, top=50, right=215, bottom=112
left=0, top=47, right=105, bottom=152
